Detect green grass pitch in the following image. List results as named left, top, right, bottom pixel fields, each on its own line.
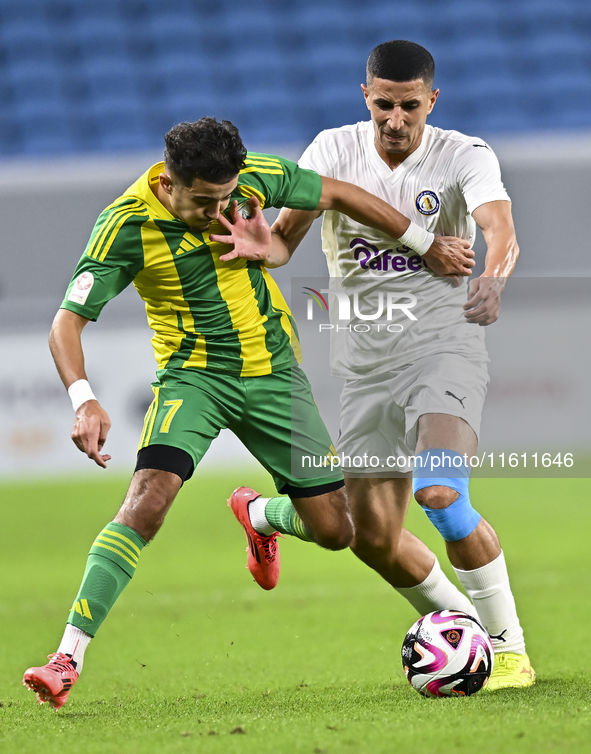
left=1, top=471, right=590, bottom=753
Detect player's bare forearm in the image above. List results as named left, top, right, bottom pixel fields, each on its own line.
left=264, top=231, right=294, bottom=268
left=465, top=200, right=519, bottom=325
left=481, top=233, right=519, bottom=281
left=268, top=207, right=320, bottom=266
left=49, top=308, right=90, bottom=388
left=49, top=308, right=112, bottom=467
left=474, top=200, right=519, bottom=281
left=318, top=176, right=411, bottom=238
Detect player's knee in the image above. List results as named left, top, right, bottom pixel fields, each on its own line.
left=414, top=485, right=458, bottom=509
left=115, top=503, right=165, bottom=542
left=351, top=522, right=395, bottom=557
left=314, top=514, right=354, bottom=551
left=116, top=469, right=181, bottom=542
left=412, top=449, right=481, bottom=543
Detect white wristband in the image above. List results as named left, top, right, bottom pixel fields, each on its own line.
left=398, top=222, right=435, bottom=256
left=68, top=379, right=97, bottom=412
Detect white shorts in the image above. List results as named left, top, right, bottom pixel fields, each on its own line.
left=337, top=353, right=489, bottom=477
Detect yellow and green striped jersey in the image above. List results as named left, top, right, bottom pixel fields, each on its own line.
left=61, top=154, right=322, bottom=377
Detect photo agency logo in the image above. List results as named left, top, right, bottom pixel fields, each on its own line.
left=302, top=286, right=418, bottom=333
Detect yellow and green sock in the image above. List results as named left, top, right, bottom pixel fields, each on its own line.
left=68, top=522, right=146, bottom=637
left=250, top=496, right=314, bottom=542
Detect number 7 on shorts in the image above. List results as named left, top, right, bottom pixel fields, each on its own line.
left=159, top=399, right=183, bottom=434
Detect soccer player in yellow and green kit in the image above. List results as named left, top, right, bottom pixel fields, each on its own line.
left=22, top=118, right=473, bottom=709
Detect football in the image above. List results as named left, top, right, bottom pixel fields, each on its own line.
left=401, top=610, right=494, bottom=698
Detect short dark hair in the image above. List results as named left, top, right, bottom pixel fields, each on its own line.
left=164, top=118, right=247, bottom=185
left=367, top=40, right=435, bottom=89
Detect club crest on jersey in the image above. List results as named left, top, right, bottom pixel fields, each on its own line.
left=415, top=190, right=440, bottom=216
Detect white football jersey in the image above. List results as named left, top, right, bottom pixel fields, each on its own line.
left=298, top=121, right=511, bottom=378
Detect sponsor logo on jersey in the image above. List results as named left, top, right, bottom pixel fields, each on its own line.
left=67, top=272, right=94, bottom=305
left=351, top=237, right=424, bottom=273
left=415, top=190, right=440, bottom=216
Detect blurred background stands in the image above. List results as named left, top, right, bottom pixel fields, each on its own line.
left=0, top=0, right=589, bottom=155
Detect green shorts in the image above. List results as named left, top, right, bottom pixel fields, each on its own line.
left=137, top=366, right=343, bottom=494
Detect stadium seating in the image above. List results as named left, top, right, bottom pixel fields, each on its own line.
left=0, top=0, right=588, bottom=155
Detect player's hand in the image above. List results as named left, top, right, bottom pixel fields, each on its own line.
left=71, top=400, right=112, bottom=468
left=464, top=276, right=505, bottom=326
left=423, top=236, right=475, bottom=278
left=210, top=197, right=273, bottom=262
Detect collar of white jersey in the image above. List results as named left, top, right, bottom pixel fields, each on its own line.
left=365, top=121, right=432, bottom=180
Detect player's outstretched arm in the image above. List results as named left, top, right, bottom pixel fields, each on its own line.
left=317, top=177, right=474, bottom=276
left=49, top=309, right=112, bottom=468
left=464, top=200, right=520, bottom=326
left=213, top=178, right=474, bottom=274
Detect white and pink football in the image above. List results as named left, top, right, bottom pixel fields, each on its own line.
left=401, top=610, right=494, bottom=698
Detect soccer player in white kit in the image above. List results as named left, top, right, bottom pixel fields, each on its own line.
left=232, top=40, right=535, bottom=691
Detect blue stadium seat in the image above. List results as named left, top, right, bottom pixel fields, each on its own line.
left=222, top=47, right=287, bottom=95
left=142, top=0, right=199, bottom=18
left=86, top=97, right=152, bottom=152
left=219, top=8, right=284, bottom=55
left=6, top=59, right=63, bottom=102
left=431, top=89, right=474, bottom=130
left=133, top=61, right=167, bottom=103
left=508, top=32, right=587, bottom=80
left=288, top=43, right=365, bottom=86
left=496, top=0, right=579, bottom=39
left=78, top=58, right=139, bottom=100
left=19, top=114, right=73, bottom=154
left=0, top=114, right=22, bottom=154
left=145, top=12, right=204, bottom=56
left=0, top=19, right=55, bottom=64
left=435, top=35, right=513, bottom=83
left=516, top=74, right=591, bottom=130
left=68, top=17, right=129, bottom=62
left=12, top=93, right=66, bottom=122
left=0, top=0, right=52, bottom=25
left=290, top=5, right=358, bottom=47
left=439, top=74, right=524, bottom=136
left=289, top=80, right=368, bottom=133
left=0, top=0, right=587, bottom=154
left=156, top=53, right=216, bottom=103
left=164, top=91, right=228, bottom=126
left=69, top=0, right=122, bottom=25
left=435, top=0, right=501, bottom=28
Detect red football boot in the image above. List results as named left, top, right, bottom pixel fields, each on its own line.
left=23, top=652, right=79, bottom=710
left=228, top=487, right=281, bottom=590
